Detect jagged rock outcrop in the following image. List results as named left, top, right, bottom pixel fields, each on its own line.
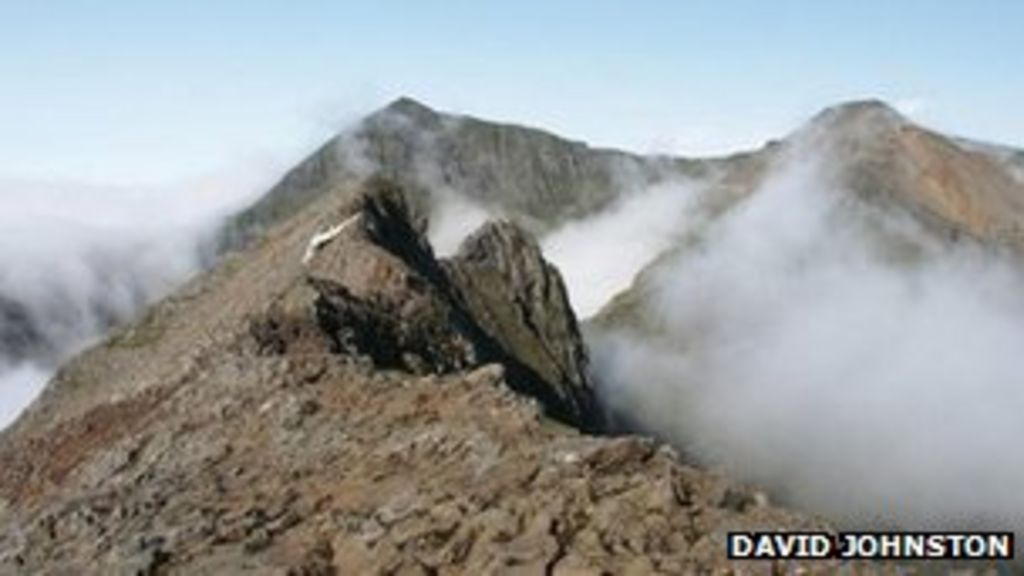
left=446, top=221, right=600, bottom=429
left=300, top=180, right=475, bottom=374
left=258, top=177, right=600, bottom=429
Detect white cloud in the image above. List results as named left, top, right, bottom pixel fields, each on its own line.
left=542, top=181, right=703, bottom=318
left=428, top=191, right=494, bottom=258
left=0, top=168, right=271, bottom=429
left=893, top=97, right=930, bottom=118
left=593, top=139, right=1024, bottom=532
left=0, top=363, right=48, bottom=429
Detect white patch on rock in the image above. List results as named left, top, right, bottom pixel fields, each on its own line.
left=302, top=214, right=362, bottom=264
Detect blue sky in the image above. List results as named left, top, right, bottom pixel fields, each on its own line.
left=1, top=1, right=1022, bottom=189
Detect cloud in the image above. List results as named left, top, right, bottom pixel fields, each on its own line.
left=0, top=364, right=48, bottom=429
left=0, top=169, right=272, bottom=429
left=541, top=181, right=704, bottom=318
left=591, top=138, right=1024, bottom=532
left=893, top=97, right=930, bottom=117
left=428, top=190, right=494, bottom=257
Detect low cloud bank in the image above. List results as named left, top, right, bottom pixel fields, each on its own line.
left=0, top=178, right=263, bottom=429
left=427, top=189, right=494, bottom=258
left=590, top=145, right=1024, bottom=531
left=541, top=181, right=702, bottom=318
left=0, top=363, right=48, bottom=429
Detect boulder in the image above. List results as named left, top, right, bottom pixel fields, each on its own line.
left=447, top=221, right=601, bottom=430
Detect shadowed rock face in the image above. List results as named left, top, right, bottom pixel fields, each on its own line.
left=446, top=221, right=601, bottom=429
left=285, top=178, right=601, bottom=429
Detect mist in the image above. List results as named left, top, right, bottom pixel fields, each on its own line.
left=9, top=98, right=1022, bottom=536
left=541, top=182, right=703, bottom=318
left=0, top=177, right=264, bottom=429
left=419, top=160, right=705, bottom=317
left=588, top=140, right=1024, bottom=532
left=427, top=189, right=494, bottom=257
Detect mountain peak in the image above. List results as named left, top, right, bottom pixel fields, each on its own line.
left=805, top=98, right=907, bottom=136
left=825, top=98, right=899, bottom=116
left=380, top=96, right=440, bottom=121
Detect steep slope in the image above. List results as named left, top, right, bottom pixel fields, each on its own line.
left=0, top=178, right=837, bottom=574
left=584, top=102, right=1024, bottom=553
left=800, top=101, right=1024, bottom=245
left=594, top=100, right=1024, bottom=331
left=220, top=97, right=710, bottom=249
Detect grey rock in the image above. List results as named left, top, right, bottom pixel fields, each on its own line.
left=220, top=97, right=697, bottom=251
left=303, top=179, right=601, bottom=428
left=447, top=221, right=600, bottom=429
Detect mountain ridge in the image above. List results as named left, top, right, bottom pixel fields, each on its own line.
left=3, top=96, right=1023, bottom=572
left=220, top=97, right=713, bottom=251
left=0, top=177, right=839, bottom=574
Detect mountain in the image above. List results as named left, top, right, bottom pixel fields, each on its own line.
left=0, top=296, right=46, bottom=365
left=798, top=100, right=1024, bottom=244
left=0, top=176, right=831, bottom=574
left=593, top=100, right=1024, bottom=332
left=0, top=96, right=762, bottom=399
left=4, top=97, right=1022, bottom=572
left=586, top=100, right=1024, bottom=546
left=221, top=97, right=731, bottom=250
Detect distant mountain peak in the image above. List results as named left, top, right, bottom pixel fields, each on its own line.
left=380, top=96, right=440, bottom=122
left=804, top=98, right=907, bottom=138
left=768, top=97, right=1024, bottom=248
left=824, top=98, right=899, bottom=116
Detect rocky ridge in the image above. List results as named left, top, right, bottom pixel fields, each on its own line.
left=4, top=97, right=1019, bottom=573
left=220, top=98, right=716, bottom=250
left=0, top=178, right=837, bottom=574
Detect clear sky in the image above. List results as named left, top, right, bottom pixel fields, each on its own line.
left=1, top=1, right=1022, bottom=190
